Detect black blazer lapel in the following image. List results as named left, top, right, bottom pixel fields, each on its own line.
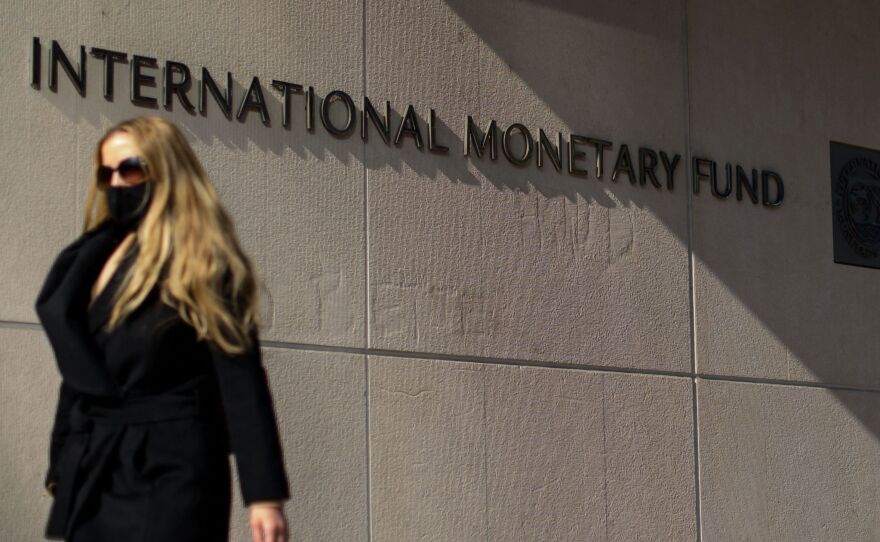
left=35, top=221, right=129, bottom=397
left=86, top=239, right=139, bottom=337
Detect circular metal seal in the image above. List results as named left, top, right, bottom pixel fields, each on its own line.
left=834, top=157, right=880, bottom=259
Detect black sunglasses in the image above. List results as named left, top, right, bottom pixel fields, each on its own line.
left=97, top=156, right=148, bottom=188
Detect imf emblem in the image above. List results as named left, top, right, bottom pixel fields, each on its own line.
left=831, top=141, right=880, bottom=268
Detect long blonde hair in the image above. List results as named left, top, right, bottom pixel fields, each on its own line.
left=82, top=116, right=261, bottom=355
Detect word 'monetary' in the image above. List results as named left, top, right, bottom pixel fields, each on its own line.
left=31, top=37, right=784, bottom=206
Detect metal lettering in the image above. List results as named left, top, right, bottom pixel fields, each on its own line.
left=394, top=104, right=423, bottom=148
left=586, top=138, right=612, bottom=179
left=305, top=86, right=315, bottom=132
left=271, top=80, right=304, bottom=129
left=163, top=60, right=195, bottom=113
left=660, top=151, right=680, bottom=190
left=31, top=37, right=41, bottom=89
left=199, top=68, right=232, bottom=119
left=612, top=144, right=635, bottom=183
left=639, top=147, right=661, bottom=188
left=502, top=123, right=534, bottom=166
left=130, top=55, right=158, bottom=106
left=90, top=47, right=128, bottom=101
left=568, top=134, right=589, bottom=177
left=762, top=170, right=784, bottom=206
left=362, top=96, right=390, bottom=143
left=692, top=157, right=714, bottom=194
left=537, top=129, right=562, bottom=172
left=464, top=116, right=497, bottom=160
left=736, top=165, right=759, bottom=203
left=428, top=108, right=448, bottom=153
left=713, top=162, right=733, bottom=198
left=237, top=76, right=270, bottom=125
left=320, top=90, right=356, bottom=136
left=49, top=40, right=86, bottom=96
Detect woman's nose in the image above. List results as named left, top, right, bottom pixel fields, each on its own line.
left=109, top=171, right=127, bottom=187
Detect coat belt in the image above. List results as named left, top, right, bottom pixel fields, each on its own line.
left=45, top=381, right=210, bottom=540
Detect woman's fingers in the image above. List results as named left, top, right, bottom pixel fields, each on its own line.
left=259, top=519, right=286, bottom=542
left=250, top=520, right=264, bottom=542
left=250, top=506, right=289, bottom=542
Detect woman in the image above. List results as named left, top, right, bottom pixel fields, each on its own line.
left=35, top=116, right=291, bottom=542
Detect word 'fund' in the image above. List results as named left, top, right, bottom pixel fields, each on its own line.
left=30, top=37, right=784, bottom=206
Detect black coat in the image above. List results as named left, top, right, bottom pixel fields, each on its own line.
left=35, top=220, right=290, bottom=541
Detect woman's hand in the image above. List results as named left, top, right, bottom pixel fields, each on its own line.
left=249, top=504, right=289, bottom=542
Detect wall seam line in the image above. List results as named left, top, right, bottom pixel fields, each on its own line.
left=9, top=320, right=880, bottom=393
left=362, top=0, right=373, bottom=540
left=601, top=374, right=610, bottom=541
left=682, top=0, right=703, bottom=540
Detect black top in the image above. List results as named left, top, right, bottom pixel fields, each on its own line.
left=35, top=220, right=291, bottom=508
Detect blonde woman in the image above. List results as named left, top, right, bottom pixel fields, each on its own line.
left=35, top=116, right=290, bottom=542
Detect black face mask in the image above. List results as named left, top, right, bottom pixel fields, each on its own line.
left=105, top=182, right=152, bottom=230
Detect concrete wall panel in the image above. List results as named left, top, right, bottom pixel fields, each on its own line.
left=698, top=379, right=880, bottom=540
left=0, top=328, right=61, bottom=542
left=229, top=348, right=368, bottom=542
left=368, top=355, right=695, bottom=541
left=365, top=0, right=692, bottom=372
left=2, top=0, right=366, bottom=347
left=689, top=0, right=880, bottom=387
left=0, top=2, right=84, bottom=323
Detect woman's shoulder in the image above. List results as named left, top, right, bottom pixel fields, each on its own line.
left=64, top=220, right=124, bottom=253
left=36, top=222, right=125, bottom=312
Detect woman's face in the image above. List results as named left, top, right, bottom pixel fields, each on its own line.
left=100, top=131, right=147, bottom=188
